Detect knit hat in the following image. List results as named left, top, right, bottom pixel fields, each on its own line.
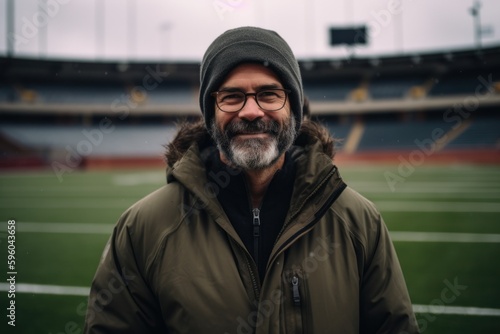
left=199, top=26, right=304, bottom=133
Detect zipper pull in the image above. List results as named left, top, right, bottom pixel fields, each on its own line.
left=292, top=276, right=301, bottom=306
left=252, top=208, right=260, bottom=237
left=252, top=208, right=261, bottom=268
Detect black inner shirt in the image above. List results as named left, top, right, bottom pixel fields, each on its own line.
left=206, top=149, right=296, bottom=283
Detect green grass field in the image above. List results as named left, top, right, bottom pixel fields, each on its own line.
left=1, top=163, right=500, bottom=333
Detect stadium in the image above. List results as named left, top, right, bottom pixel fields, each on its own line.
left=1, top=45, right=500, bottom=170
left=1, top=0, right=500, bottom=333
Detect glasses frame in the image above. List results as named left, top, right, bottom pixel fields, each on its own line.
left=211, top=88, right=291, bottom=113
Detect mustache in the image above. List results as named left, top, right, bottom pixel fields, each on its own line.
left=225, top=119, right=281, bottom=137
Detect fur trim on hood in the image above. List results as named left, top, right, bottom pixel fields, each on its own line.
left=164, top=117, right=339, bottom=168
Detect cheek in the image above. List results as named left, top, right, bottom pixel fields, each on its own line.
left=215, top=110, right=236, bottom=128
left=214, top=111, right=231, bottom=131
left=274, top=106, right=291, bottom=124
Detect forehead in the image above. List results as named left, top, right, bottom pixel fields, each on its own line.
left=220, top=63, right=283, bottom=89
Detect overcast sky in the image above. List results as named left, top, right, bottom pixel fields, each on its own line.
left=0, top=0, right=499, bottom=62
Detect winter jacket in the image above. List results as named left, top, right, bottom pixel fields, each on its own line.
left=84, top=119, right=419, bottom=334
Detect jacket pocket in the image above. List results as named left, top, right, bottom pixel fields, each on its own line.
left=280, top=268, right=309, bottom=334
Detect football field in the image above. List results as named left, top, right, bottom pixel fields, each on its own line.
left=1, top=163, right=499, bottom=333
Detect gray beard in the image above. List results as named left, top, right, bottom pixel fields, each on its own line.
left=210, top=116, right=296, bottom=170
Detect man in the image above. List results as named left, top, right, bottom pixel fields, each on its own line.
left=84, top=26, right=419, bottom=333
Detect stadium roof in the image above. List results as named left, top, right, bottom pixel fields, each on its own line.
left=1, top=45, right=499, bottom=83
left=1, top=45, right=499, bottom=116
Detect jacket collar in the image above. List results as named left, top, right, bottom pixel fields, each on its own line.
left=164, top=118, right=346, bottom=270
left=164, top=118, right=340, bottom=204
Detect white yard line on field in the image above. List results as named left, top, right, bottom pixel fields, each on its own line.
left=1, top=199, right=498, bottom=212
left=375, top=201, right=500, bottom=213
left=112, top=172, right=163, bottom=186
left=0, top=199, right=133, bottom=209
left=1, top=283, right=499, bottom=317
left=390, top=231, right=500, bottom=243
left=3, top=223, right=500, bottom=243
left=412, top=304, right=500, bottom=316
left=0, top=222, right=500, bottom=243
left=0, top=282, right=89, bottom=296
left=348, top=181, right=500, bottom=190
left=374, top=193, right=500, bottom=200
left=11, top=222, right=113, bottom=234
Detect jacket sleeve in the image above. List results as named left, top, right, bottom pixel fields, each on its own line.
left=83, top=211, right=165, bottom=333
left=359, top=213, right=420, bottom=334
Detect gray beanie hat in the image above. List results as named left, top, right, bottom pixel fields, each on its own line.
left=199, top=26, right=304, bottom=132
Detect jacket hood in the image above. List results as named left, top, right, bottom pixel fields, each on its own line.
left=164, top=117, right=338, bottom=168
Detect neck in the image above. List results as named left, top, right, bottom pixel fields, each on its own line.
left=221, top=154, right=285, bottom=208
left=244, top=156, right=285, bottom=208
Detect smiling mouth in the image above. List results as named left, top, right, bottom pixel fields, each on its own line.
left=233, top=132, right=270, bottom=139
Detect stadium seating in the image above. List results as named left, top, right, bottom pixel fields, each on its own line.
left=0, top=124, right=176, bottom=157
left=356, top=118, right=456, bottom=151
left=428, top=69, right=499, bottom=97
left=322, top=120, right=352, bottom=149
left=368, top=75, right=427, bottom=100
left=304, top=79, right=360, bottom=101
left=145, top=82, right=196, bottom=104
left=21, top=83, right=127, bottom=104
left=0, top=83, right=15, bottom=102
left=446, top=117, right=500, bottom=149
left=1, top=46, right=499, bottom=167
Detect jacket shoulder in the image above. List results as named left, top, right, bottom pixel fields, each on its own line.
left=124, top=183, right=185, bottom=226
left=113, top=182, right=189, bottom=273
left=331, top=186, right=384, bottom=256
left=333, top=186, right=381, bottom=223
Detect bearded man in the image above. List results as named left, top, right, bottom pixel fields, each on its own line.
left=84, top=26, right=419, bottom=334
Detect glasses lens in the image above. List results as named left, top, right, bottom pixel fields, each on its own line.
left=256, top=89, right=287, bottom=111
left=214, top=89, right=288, bottom=112
left=216, top=91, right=245, bottom=112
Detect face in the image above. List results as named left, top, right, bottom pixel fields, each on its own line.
left=209, top=63, right=296, bottom=170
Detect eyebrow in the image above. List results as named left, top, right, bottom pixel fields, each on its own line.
left=218, top=83, right=284, bottom=91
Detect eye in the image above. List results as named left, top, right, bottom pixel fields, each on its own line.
left=258, top=90, right=282, bottom=101
left=219, top=92, right=244, bottom=103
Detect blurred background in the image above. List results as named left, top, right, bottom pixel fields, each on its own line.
left=0, top=0, right=499, bottom=333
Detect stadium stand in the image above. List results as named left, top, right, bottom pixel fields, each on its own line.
left=368, top=74, right=428, bottom=100
left=0, top=124, right=176, bottom=156
left=446, top=116, right=500, bottom=149
left=428, top=69, right=500, bottom=97
left=323, top=120, right=352, bottom=143
left=1, top=45, right=499, bottom=168
left=20, top=82, right=127, bottom=104
left=0, top=83, right=15, bottom=102
left=304, top=78, right=360, bottom=101
left=145, top=81, right=196, bottom=105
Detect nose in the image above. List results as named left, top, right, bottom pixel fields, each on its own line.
left=237, top=96, right=265, bottom=121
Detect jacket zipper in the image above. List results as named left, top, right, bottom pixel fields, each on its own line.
left=244, top=252, right=260, bottom=302
left=289, top=273, right=305, bottom=333
left=291, top=275, right=301, bottom=306
left=252, top=208, right=261, bottom=270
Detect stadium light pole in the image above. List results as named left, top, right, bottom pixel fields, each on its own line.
left=469, top=0, right=482, bottom=51
left=6, top=0, right=14, bottom=57
left=158, top=22, right=172, bottom=59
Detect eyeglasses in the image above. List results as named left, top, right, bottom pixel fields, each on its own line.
left=211, top=88, right=291, bottom=113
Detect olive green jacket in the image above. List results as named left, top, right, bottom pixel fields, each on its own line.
left=84, top=120, right=419, bottom=333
